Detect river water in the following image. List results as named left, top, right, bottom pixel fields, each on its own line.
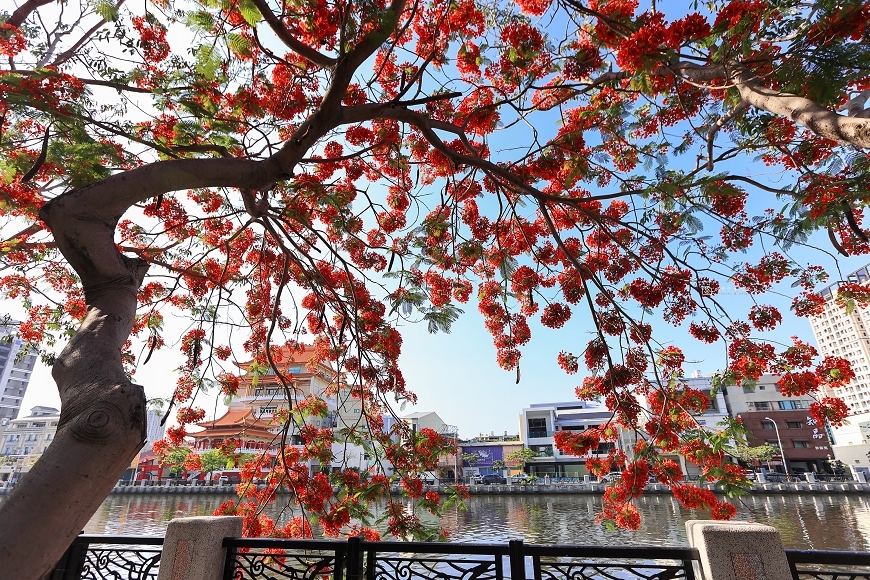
left=82, top=493, right=870, bottom=550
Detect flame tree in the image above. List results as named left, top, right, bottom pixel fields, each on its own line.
left=2, top=0, right=870, bottom=575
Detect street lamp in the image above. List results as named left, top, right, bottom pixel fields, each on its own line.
left=764, top=417, right=788, bottom=474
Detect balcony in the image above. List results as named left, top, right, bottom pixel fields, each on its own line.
left=528, top=430, right=555, bottom=439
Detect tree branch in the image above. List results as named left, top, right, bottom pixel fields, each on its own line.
left=729, top=63, right=870, bottom=148
left=7, top=0, right=54, bottom=28
left=247, top=0, right=337, bottom=69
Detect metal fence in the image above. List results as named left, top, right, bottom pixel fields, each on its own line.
left=786, top=549, right=870, bottom=580
left=51, top=535, right=163, bottom=580
left=49, top=534, right=870, bottom=580
left=222, top=536, right=701, bottom=580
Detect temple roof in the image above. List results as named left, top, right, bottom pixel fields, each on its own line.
left=189, top=408, right=278, bottom=440
left=236, top=344, right=335, bottom=373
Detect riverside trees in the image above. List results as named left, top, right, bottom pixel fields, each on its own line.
left=2, top=0, right=870, bottom=576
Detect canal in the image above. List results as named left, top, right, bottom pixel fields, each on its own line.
left=81, top=493, right=870, bottom=550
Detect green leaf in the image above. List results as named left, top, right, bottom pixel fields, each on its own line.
left=226, top=34, right=252, bottom=58
left=185, top=10, right=215, bottom=33
left=94, top=0, right=119, bottom=21
left=195, top=44, right=221, bottom=79
left=237, top=0, right=262, bottom=26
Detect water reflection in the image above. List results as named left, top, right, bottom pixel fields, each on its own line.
left=79, top=493, right=870, bottom=550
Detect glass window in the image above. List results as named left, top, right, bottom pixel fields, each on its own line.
left=754, top=402, right=771, bottom=411
left=761, top=421, right=774, bottom=430
left=778, top=401, right=806, bottom=410
left=527, top=418, right=547, bottom=438
left=793, top=440, right=809, bottom=448
left=786, top=421, right=802, bottom=429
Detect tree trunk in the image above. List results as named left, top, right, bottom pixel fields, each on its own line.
left=0, top=158, right=281, bottom=579
left=0, top=190, right=149, bottom=579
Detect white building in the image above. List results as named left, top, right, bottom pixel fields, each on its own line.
left=0, top=321, right=39, bottom=421
left=642, top=373, right=731, bottom=477
left=0, top=406, right=59, bottom=481
left=145, top=409, right=165, bottom=447
left=808, top=264, right=870, bottom=471
left=518, top=401, right=616, bottom=478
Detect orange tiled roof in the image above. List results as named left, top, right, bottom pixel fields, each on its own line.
left=188, top=426, right=276, bottom=440
left=235, top=344, right=335, bottom=372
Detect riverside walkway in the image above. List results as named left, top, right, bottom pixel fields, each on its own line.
left=3, top=479, right=867, bottom=495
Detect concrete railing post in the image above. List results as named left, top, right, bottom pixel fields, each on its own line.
left=156, top=516, right=243, bottom=580
left=686, top=520, right=791, bottom=580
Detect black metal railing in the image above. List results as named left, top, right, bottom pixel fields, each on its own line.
left=50, top=534, right=870, bottom=580
left=51, top=535, right=163, bottom=580
left=787, top=549, right=870, bottom=580
left=222, top=536, right=700, bottom=580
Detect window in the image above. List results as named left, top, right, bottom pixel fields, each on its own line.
left=754, top=402, right=771, bottom=411
left=786, top=421, right=802, bottom=429
left=528, top=418, right=547, bottom=438
left=259, top=406, right=277, bottom=417
left=761, top=421, right=775, bottom=430
left=793, top=440, right=809, bottom=448
left=778, top=400, right=806, bottom=410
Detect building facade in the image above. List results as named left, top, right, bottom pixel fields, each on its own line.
left=808, top=264, right=870, bottom=472
left=722, top=373, right=832, bottom=473
left=458, top=436, right=523, bottom=478
left=0, top=406, right=59, bottom=481
left=0, top=321, right=38, bottom=421
left=188, top=346, right=367, bottom=476
left=518, top=401, right=617, bottom=477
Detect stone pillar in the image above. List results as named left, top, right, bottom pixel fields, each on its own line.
left=157, top=516, right=243, bottom=580
left=686, top=520, right=792, bottom=580
left=805, top=472, right=816, bottom=483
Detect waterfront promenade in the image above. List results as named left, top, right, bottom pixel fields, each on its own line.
left=3, top=479, right=868, bottom=496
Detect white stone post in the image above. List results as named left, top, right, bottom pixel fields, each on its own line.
left=686, top=520, right=792, bottom=580
left=157, top=516, right=243, bottom=580
left=805, top=472, right=816, bottom=483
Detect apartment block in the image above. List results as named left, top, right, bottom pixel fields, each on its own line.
left=0, top=406, right=59, bottom=481
left=808, top=264, right=870, bottom=472
left=0, top=321, right=38, bottom=421
left=809, top=265, right=870, bottom=430
left=721, top=373, right=832, bottom=473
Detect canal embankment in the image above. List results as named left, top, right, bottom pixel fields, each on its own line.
left=2, top=480, right=868, bottom=495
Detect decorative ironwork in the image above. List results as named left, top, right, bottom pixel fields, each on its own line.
left=527, top=545, right=697, bottom=580
left=226, top=551, right=339, bottom=580
left=534, top=559, right=692, bottom=580
left=223, top=538, right=347, bottom=580
left=787, top=549, right=870, bottom=580
left=367, top=554, right=502, bottom=580
left=53, top=536, right=163, bottom=580
left=79, top=545, right=162, bottom=580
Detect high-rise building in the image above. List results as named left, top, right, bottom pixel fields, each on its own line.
left=0, top=321, right=38, bottom=421
left=808, top=264, right=870, bottom=472
left=808, top=265, right=870, bottom=436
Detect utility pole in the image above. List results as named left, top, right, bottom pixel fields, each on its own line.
left=764, top=417, right=789, bottom=474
